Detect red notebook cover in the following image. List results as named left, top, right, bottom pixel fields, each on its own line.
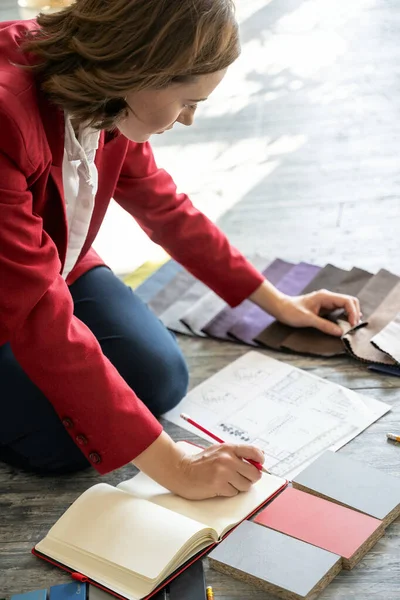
left=254, top=486, right=382, bottom=560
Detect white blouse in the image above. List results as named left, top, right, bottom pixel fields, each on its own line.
left=62, top=113, right=100, bottom=279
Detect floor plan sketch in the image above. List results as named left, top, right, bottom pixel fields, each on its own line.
left=164, top=352, right=390, bottom=480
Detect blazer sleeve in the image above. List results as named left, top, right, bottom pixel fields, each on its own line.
left=0, top=110, right=162, bottom=475
left=114, top=141, right=265, bottom=307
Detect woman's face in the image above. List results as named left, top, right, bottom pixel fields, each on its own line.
left=118, top=70, right=226, bottom=142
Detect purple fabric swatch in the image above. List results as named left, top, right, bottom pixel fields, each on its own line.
left=203, top=258, right=294, bottom=341
left=228, top=262, right=321, bottom=346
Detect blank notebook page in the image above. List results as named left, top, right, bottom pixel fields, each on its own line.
left=36, top=483, right=208, bottom=581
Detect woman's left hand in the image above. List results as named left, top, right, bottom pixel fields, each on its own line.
left=250, top=281, right=362, bottom=337
left=275, top=289, right=362, bottom=336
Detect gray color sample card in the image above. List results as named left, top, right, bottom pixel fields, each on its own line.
left=292, top=450, right=400, bottom=527
left=208, top=521, right=341, bottom=600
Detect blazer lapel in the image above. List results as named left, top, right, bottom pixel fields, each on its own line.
left=37, top=89, right=68, bottom=271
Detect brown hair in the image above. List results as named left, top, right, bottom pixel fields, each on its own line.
left=23, top=0, right=240, bottom=129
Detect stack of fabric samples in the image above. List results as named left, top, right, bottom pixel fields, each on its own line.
left=127, top=257, right=400, bottom=376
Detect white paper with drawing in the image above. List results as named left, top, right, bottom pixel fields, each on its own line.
left=164, top=351, right=390, bottom=480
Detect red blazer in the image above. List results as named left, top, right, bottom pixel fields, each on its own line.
left=0, top=20, right=264, bottom=474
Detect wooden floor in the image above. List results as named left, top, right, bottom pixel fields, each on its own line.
left=1, top=1, right=400, bottom=599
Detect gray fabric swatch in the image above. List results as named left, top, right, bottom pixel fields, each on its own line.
left=180, top=292, right=227, bottom=337
left=160, top=280, right=210, bottom=335
left=134, top=260, right=182, bottom=304
left=149, top=270, right=196, bottom=316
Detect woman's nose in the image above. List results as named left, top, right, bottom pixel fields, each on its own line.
left=176, top=109, right=195, bottom=127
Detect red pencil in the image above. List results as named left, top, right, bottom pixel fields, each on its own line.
left=180, top=413, right=269, bottom=474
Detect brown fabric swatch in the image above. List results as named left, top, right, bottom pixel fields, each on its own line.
left=371, top=313, right=400, bottom=364
left=334, top=267, right=374, bottom=296
left=341, top=268, right=400, bottom=334
left=256, top=264, right=349, bottom=351
left=281, top=267, right=373, bottom=357
left=342, top=282, right=400, bottom=365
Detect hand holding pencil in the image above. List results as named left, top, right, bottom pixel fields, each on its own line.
left=181, top=413, right=269, bottom=474
left=179, top=437, right=265, bottom=498
left=133, top=423, right=267, bottom=500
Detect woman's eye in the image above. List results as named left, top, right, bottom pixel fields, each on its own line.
left=183, top=103, right=198, bottom=110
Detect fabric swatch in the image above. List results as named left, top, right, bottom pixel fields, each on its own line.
left=281, top=266, right=372, bottom=357
left=123, top=259, right=169, bottom=290
left=370, top=312, right=400, bottom=364
left=183, top=255, right=270, bottom=338
left=208, top=520, right=341, bottom=600
left=256, top=264, right=349, bottom=350
left=159, top=280, right=210, bottom=335
left=134, top=260, right=182, bottom=304
left=180, top=292, right=227, bottom=337
left=335, top=267, right=373, bottom=295
left=342, top=282, right=400, bottom=365
left=149, top=270, right=196, bottom=316
left=292, top=450, right=400, bottom=527
left=254, top=487, right=383, bottom=569
left=358, top=268, right=400, bottom=318
left=228, top=262, right=321, bottom=346
left=328, top=266, right=373, bottom=317
left=340, top=268, right=400, bottom=335
left=203, top=258, right=293, bottom=341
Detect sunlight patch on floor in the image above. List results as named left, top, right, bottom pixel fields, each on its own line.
left=95, top=0, right=371, bottom=275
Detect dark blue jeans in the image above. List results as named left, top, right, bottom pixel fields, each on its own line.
left=0, top=267, right=189, bottom=474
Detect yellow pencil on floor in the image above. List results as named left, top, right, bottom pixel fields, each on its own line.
left=206, top=585, right=214, bottom=600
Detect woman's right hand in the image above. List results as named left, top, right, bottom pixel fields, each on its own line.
left=133, top=431, right=264, bottom=500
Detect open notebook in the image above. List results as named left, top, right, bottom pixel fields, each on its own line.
left=34, top=442, right=287, bottom=600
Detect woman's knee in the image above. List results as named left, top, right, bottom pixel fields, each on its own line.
left=141, top=344, right=189, bottom=416
left=113, top=336, right=189, bottom=416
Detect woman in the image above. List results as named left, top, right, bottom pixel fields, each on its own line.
left=0, top=0, right=360, bottom=499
